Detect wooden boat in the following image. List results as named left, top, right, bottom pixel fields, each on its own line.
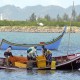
left=0, top=53, right=80, bottom=70
left=56, top=53, right=80, bottom=70
left=0, top=26, right=66, bottom=50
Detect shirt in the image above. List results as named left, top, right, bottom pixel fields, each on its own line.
left=27, top=47, right=37, bottom=57
left=5, top=47, right=11, bottom=52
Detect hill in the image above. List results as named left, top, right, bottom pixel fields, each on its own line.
left=0, top=5, right=80, bottom=20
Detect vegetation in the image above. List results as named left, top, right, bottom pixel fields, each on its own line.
left=0, top=20, right=80, bottom=27
left=0, top=12, right=80, bottom=27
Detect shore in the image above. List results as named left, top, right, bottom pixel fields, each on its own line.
left=0, top=26, right=80, bottom=33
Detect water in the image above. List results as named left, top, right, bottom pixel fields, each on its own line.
left=0, top=32, right=80, bottom=80
left=0, top=69, right=80, bottom=80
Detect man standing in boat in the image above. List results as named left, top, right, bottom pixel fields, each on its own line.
left=27, top=46, right=37, bottom=60
left=27, top=46, right=37, bottom=68
left=42, top=45, right=52, bottom=67
left=42, top=45, right=47, bottom=56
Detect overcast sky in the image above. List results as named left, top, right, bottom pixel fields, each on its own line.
left=0, top=0, right=80, bottom=8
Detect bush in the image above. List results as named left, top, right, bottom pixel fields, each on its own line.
left=0, top=20, right=80, bottom=27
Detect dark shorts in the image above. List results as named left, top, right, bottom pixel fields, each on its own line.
left=46, top=54, right=52, bottom=61
left=27, top=56, right=36, bottom=60
left=4, top=52, right=13, bottom=57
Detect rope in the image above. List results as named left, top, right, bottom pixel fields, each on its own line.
left=66, top=5, right=75, bottom=71
left=67, top=16, right=72, bottom=56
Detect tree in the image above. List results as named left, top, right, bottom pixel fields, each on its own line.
left=76, top=14, right=80, bottom=22
left=29, top=13, right=36, bottom=21
left=57, top=14, right=62, bottom=21
left=44, top=14, right=51, bottom=21
left=63, top=13, right=69, bottom=21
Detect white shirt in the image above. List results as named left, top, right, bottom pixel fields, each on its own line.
left=27, top=47, right=37, bottom=57
left=5, top=47, right=11, bottom=52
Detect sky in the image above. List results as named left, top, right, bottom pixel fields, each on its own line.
left=0, top=0, right=80, bottom=8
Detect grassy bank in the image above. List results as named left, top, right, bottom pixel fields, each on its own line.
left=0, top=20, right=80, bottom=27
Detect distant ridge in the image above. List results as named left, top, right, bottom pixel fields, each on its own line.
left=0, top=5, right=80, bottom=20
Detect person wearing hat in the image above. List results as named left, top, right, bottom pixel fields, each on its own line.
left=42, top=45, right=52, bottom=67
left=42, top=45, right=47, bottom=56
left=46, top=50, right=52, bottom=67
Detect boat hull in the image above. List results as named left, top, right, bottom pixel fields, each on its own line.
left=0, top=36, right=62, bottom=50
left=1, top=53, right=80, bottom=70
left=56, top=55, right=80, bottom=70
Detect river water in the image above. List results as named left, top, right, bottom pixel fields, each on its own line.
left=0, top=32, right=80, bottom=80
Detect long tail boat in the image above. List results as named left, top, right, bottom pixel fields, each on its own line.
left=0, top=53, right=80, bottom=70
left=0, top=26, right=66, bottom=50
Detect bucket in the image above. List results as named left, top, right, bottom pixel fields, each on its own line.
left=51, top=61, right=56, bottom=69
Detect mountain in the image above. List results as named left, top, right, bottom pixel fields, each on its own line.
left=65, top=5, right=80, bottom=17
left=0, top=5, right=80, bottom=20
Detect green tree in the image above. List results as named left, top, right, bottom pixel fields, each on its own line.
left=63, top=13, right=69, bottom=21
left=44, top=14, right=51, bottom=21
left=76, top=14, right=80, bottom=22
left=57, top=14, right=62, bottom=21
left=29, top=13, right=36, bottom=21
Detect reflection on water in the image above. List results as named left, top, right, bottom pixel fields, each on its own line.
left=0, top=69, right=80, bottom=80
left=37, top=70, right=55, bottom=75
left=26, top=70, right=55, bottom=75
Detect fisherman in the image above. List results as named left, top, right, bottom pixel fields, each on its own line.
left=4, top=46, right=13, bottom=66
left=27, top=46, right=37, bottom=68
left=27, top=46, right=37, bottom=60
left=42, top=45, right=47, bottom=56
left=42, top=45, right=52, bottom=67
left=46, top=50, right=52, bottom=67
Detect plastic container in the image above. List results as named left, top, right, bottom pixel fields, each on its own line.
left=51, top=61, right=56, bottom=69
left=15, top=62, right=27, bottom=68
left=36, top=55, right=46, bottom=68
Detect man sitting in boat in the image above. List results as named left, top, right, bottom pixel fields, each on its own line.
left=27, top=46, right=37, bottom=60
left=4, top=46, right=13, bottom=57
left=4, top=46, right=13, bottom=66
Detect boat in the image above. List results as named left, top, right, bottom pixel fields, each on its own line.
left=0, top=53, right=80, bottom=70
left=0, top=26, right=66, bottom=50
left=56, top=53, right=80, bottom=70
